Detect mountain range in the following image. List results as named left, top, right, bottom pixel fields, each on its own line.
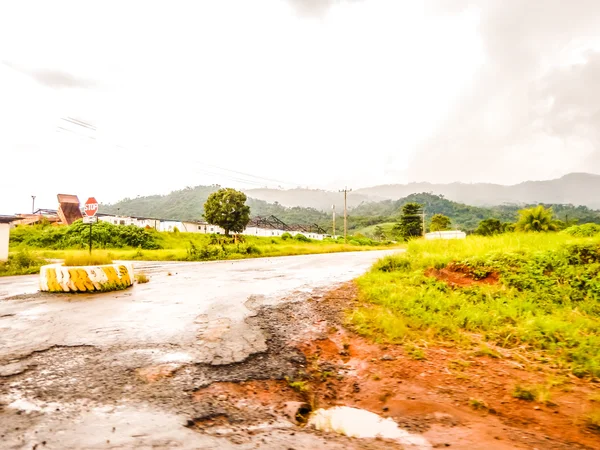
left=245, top=173, right=600, bottom=211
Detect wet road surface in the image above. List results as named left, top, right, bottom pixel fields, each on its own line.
left=0, top=250, right=397, bottom=449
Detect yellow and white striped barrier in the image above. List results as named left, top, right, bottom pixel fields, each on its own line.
left=39, top=263, right=134, bottom=293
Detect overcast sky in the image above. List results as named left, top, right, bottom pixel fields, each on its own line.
left=1, top=0, right=600, bottom=213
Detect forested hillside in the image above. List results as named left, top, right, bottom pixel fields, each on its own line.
left=100, top=186, right=600, bottom=235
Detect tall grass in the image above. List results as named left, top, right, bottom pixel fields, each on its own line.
left=0, top=250, right=47, bottom=276
left=63, top=252, right=114, bottom=266
left=351, top=233, right=600, bottom=378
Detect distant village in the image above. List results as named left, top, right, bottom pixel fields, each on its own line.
left=11, top=194, right=328, bottom=241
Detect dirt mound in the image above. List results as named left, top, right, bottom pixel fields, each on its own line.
left=426, top=263, right=499, bottom=287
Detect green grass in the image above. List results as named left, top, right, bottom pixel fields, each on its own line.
left=10, top=231, right=396, bottom=267
left=135, top=273, right=150, bottom=284
left=584, top=409, right=600, bottom=432
left=350, top=233, right=600, bottom=378
left=63, top=252, right=113, bottom=266
left=0, top=250, right=48, bottom=276
left=354, top=222, right=397, bottom=238
left=512, top=385, right=536, bottom=401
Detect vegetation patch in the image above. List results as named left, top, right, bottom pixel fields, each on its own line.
left=135, top=273, right=150, bottom=284
left=63, top=252, right=113, bottom=266
left=351, top=233, right=600, bottom=378
left=0, top=250, right=47, bottom=276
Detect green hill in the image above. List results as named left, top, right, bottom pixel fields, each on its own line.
left=100, top=187, right=600, bottom=236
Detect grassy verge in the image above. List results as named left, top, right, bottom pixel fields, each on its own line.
left=7, top=229, right=398, bottom=270
left=350, top=233, right=600, bottom=378
left=30, top=242, right=388, bottom=262
left=0, top=250, right=48, bottom=276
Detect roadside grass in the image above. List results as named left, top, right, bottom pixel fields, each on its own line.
left=10, top=231, right=397, bottom=266
left=0, top=250, right=48, bottom=276
left=350, top=233, right=600, bottom=378
left=354, top=222, right=397, bottom=238
left=63, top=252, right=113, bottom=266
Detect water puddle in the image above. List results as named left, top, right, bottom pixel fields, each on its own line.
left=308, top=406, right=432, bottom=448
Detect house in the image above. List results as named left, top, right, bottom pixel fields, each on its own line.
left=0, top=215, right=21, bottom=261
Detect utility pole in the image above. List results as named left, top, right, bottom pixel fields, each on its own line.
left=31, top=195, right=36, bottom=214
left=339, top=187, right=352, bottom=243
left=332, top=204, right=336, bottom=238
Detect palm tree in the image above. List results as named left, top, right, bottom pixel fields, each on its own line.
left=515, top=205, right=558, bottom=232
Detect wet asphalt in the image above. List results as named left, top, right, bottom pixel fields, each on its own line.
left=0, top=250, right=397, bottom=449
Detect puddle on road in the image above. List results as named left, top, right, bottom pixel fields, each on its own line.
left=308, top=406, right=432, bottom=448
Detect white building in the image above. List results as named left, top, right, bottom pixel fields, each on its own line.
left=0, top=215, right=20, bottom=261
left=95, top=214, right=326, bottom=240
left=425, top=230, right=467, bottom=240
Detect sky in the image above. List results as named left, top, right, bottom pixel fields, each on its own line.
left=1, top=0, right=600, bottom=213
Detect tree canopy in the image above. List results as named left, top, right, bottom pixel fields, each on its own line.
left=393, top=202, right=423, bottom=240
left=515, top=205, right=558, bottom=232
left=204, top=188, right=251, bottom=236
left=429, top=214, right=451, bottom=232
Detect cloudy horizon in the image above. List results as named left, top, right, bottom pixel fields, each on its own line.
left=2, top=0, right=600, bottom=213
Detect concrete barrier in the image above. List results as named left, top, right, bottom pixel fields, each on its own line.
left=39, top=263, right=134, bottom=293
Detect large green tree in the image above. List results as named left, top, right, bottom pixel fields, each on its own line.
left=515, top=205, right=558, bottom=232
left=203, top=188, right=251, bottom=236
left=474, top=218, right=504, bottom=236
left=393, top=202, right=423, bottom=240
left=429, top=214, right=451, bottom=232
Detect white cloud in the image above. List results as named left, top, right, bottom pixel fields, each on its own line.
left=3, top=0, right=574, bottom=214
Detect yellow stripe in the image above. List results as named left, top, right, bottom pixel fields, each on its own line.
left=46, top=268, right=62, bottom=292
left=118, top=265, right=132, bottom=286
left=68, top=268, right=94, bottom=292
left=101, top=266, right=120, bottom=283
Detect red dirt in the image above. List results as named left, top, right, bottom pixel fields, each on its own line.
left=426, top=264, right=499, bottom=287
left=195, top=284, right=600, bottom=449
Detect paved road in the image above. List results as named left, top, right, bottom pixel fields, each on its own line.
left=0, top=250, right=397, bottom=449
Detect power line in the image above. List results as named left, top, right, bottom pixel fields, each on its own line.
left=196, top=162, right=302, bottom=187
left=54, top=117, right=315, bottom=190
left=339, top=187, right=352, bottom=243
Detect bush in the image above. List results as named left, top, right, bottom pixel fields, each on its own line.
left=0, top=250, right=47, bottom=276
left=294, top=233, right=311, bottom=242
left=563, top=224, right=600, bottom=237
left=10, top=221, right=161, bottom=250
left=281, top=232, right=292, bottom=240
left=373, top=255, right=411, bottom=272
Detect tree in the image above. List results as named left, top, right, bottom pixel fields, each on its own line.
left=203, top=188, right=251, bottom=236
left=374, top=225, right=387, bottom=241
left=429, top=214, right=451, bottom=232
left=515, top=205, right=558, bottom=232
left=474, top=218, right=504, bottom=236
left=393, top=202, right=423, bottom=241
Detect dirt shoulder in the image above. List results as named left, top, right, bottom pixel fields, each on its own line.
left=195, top=283, right=600, bottom=449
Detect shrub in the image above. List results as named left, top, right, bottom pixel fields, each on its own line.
left=135, top=273, right=149, bottom=284
left=563, top=223, right=600, bottom=237
left=281, top=232, right=292, bottom=240
left=294, top=233, right=311, bottom=242
left=0, top=250, right=47, bottom=276
left=373, top=255, right=411, bottom=272
left=10, top=221, right=161, bottom=250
